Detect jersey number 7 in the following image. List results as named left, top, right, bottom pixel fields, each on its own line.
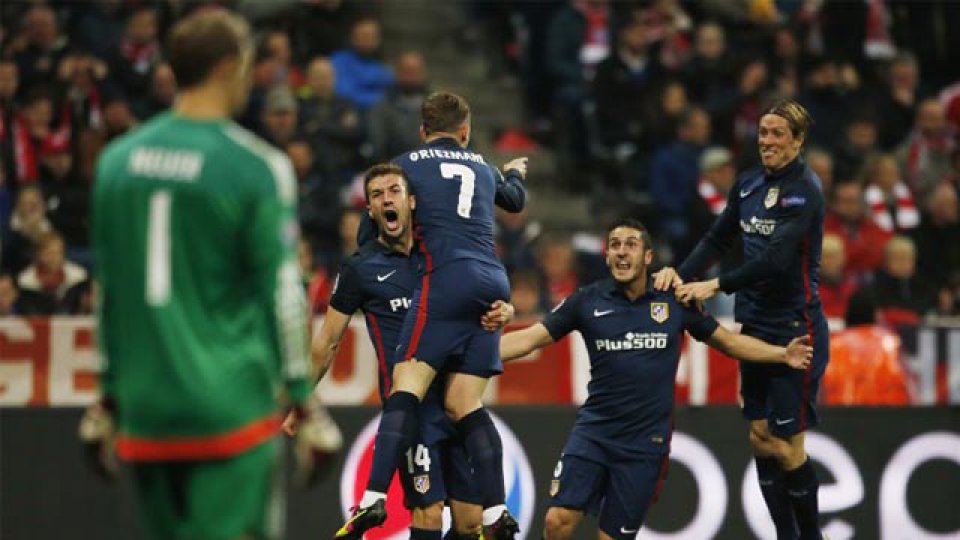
left=439, top=162, right=475, bottom=219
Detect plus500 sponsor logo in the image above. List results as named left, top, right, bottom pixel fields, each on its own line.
left=340, top=412, right=535, bottom=539
left=595, top=332, right=668, bottom=352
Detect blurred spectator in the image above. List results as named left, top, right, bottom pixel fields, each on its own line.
left=0, top=60, right=21, bottom=185
left=818, top=233, right=857, bottom=319
left=11, top=6, right=72, bottom=91
left=687, top=146, right=740, bottom=267
left=640, top=0, right=692, bottom=69
left=330, top=18, right=394, bottom=110
left=860, top=153, right=918, bottom=233
left=59, top=52, right=108, bottom=138
left=592, top=16, right=662, bottom=151
left=509, top=269, right=547, bottom=323
left=17, top=230, right=87, bottom=314
left=15, top=89, right=58, bottom=184
left=712, top=57, right=768, bottom=151
left=824, top=181, right=892, bottom=278
left=110, top=7, right=162, bottom=101
left=822, top=289, right=910, bottom=405
left=327, top=207, right=363, bottom=271
left=260, top=85, right=299, bottom=148
left=833, top=113, right=879, bottom=181
left=0, top=272, right=51, bottom=316
left=101, top=94, right=137, bottom=141
left=238, top=45, right=280, bottom=132
left=264, top=30, right=304, bottom=88
left=69, top=0, right=125, bottom=62
left=871, top=235, right=935, bottom=325
left=895, top=97, right=956, bottom=200
left=38, top=131, right=89, bottom=249
left=496, top=207, right=542, bottom=274
left=298, top=57, right=363, bottom=179
left=2, top=185, right=51, bottom=276
left=649, top=106, right=710, bottom=260
left=133, top=62, right=177, bottom=120
left=300, top=237, right=333, bottom=315
left=368, top=51, right=429, bottom=162
left=798, top=57, right=850, bottom=150
left=286, top=139, right=337, bottom=250
left=537, top=232, right=580, bottom=306
left=877, top=52, right=921, bottom=150
left=912, top=182, right=960, bottom=291
left=683, top=21, right=732, bottom=109
left=642, top=79, right=687, bottom=151
left=289, top=0, right=363, bottom=65
left=937, top=273, right=960, bottom=318
left=805, top=146, right=834, bottom=193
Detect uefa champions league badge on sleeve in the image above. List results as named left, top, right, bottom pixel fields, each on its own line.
left=341, top=412, right=536, bottom=539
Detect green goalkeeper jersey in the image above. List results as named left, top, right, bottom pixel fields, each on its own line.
left=93, top=112, right=312, bottom=461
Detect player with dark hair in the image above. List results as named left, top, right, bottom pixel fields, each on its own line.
left=656, top=99, right=829, bottom=540
left=501, top=218, right=812, bottom=540
left=81, top=9, right=323, bottom=539
left=338, top=92, right=528, bottom=540
left=286, top=163, right=515, bottom=540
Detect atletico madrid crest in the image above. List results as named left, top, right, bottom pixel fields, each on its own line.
left=414, top=474, right=430, bottom=494
left=651, top=302, right=669, bottom=323
left=764, top=187, right=780, bottom=209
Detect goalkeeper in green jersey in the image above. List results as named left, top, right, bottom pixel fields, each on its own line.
left=80, top=9, right=319, bottom=540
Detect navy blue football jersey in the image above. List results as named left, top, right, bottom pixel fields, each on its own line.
left=392, top=137, right=526, bottom=271
left=329, top=241, right=453, bottom=443
left=679, top=157, right=826, bottom=337
left=542, top=278, right=719, bottom=459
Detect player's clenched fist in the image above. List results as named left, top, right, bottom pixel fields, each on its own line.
left=503, top=157, right=528, bottom=179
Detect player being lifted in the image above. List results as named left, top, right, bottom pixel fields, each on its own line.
left=656, top=100, right=828, bottom=540
left=81, top=9, right=320, bottom=540
left=501, top=218, right=812, bottom=540
left=337, top=92, right=527, bottom=540
left=285, top=163, right=516, bottom=539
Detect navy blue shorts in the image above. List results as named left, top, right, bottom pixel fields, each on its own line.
left=400, top=437, right=481, bottom=509
left=548, top=451, right=669, bottom=539
left=739, top=317, right=830, bottom=438
left=395, top=259, right=510, bottom=377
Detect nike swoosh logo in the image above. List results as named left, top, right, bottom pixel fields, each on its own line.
left=377, top=270, right=397, bottom=282
left=620, top=527, right=639, bottom=534
left=594, top=309, right=614, bottom=317
left=775, top=418, right=795, bottom=426
left=740, top=189, right=753, bottom=198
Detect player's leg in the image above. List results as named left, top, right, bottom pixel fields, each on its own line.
left=399, top=441, right=448, bottom=540
left=596, top=453, right=667, bottom=540
left=767, top=324, right=829, bottom=540
left=544, top=453, right=605, bottom=540
left=130, top=462, right=188, bottom=539
left=444, top=436, right=484, bottom=539
left=742, top=354, right=799, bottom=540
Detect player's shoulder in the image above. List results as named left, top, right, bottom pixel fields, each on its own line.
left=97, top=113, right=171, bottom=170
left=219, top=122, right=296, bottom=202
left=735, top=165, right=764, bottom=187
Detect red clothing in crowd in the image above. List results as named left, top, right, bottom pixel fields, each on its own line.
left=819, top=275, right=858, bottom=319
left=824, top=212, right=893, bottom=275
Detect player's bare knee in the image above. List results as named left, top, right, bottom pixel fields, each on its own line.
left=544, top=508, right=576, bottom=540
left=412, top=502, right=444, bottom=530
left=748, top=424, right=774, bottom=455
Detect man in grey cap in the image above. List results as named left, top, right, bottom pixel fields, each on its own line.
left=261, top=84, right=299, bottom=148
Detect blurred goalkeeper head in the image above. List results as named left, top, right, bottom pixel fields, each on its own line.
left=166, top=8, right=254, bottom=115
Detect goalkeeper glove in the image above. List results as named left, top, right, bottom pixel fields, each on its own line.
left=78, top=399, right=118, bottom=481
left=287, top=395, right=342, bottom=488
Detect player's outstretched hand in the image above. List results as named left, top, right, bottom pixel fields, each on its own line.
left=784, top=335, right=813, bottom=370
left=482, top=300, right=515, bottom=331
left=78, top=400, right=119, bottom=482
left=503, top=157, right=528, bottom=179
left=676, top=278, right=720, bottom=304
left=653, top=267, right=683, bottom=291
left=291, top=396, right=343, bottom=488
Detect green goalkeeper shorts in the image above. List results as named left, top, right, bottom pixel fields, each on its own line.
left=131, top=439, right=283, bottom=540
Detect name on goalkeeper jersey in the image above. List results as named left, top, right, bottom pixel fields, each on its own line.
left=407, top=148, right=485, bottom=163
left=595, top=332, right=669, bottom=352
left=128, top=147, right=203, bottom=181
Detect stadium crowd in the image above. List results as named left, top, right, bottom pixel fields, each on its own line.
left=0, top=0, right=958, bottom=335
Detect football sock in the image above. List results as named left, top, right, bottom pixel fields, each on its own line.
left=756, top=456, right=798, bottom=540
left=454, top=408, right=506, bottom=515
left=784, top=458, right=822, bottom=540
left=366, top=391, right=419, bottom=494
left=410, top=527, right=442, bottom=540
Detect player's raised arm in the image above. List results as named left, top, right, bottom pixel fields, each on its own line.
left=500, top=323, right=557, bottom=362
left=676, top=182, right=741, bottom=282
left=494, top=157, right=528, bottom=212
left=310, top=306, right=353, bottom=383
left=706, top=326, right=812, bottom=369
